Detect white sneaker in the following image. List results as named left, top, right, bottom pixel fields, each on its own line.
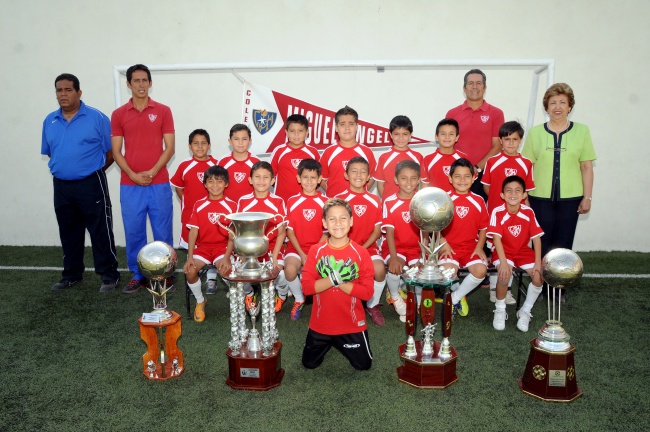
left=493, top=309, right=508, bottom=330
left=516, top=309, right=532, bottom=332
left=389, top=296, right=407, bottom=318
left=399, top=315, right=406, bottom=323
left=489, top=289, right=496, bottom=303
left=505, top=290, right=517, bottom=305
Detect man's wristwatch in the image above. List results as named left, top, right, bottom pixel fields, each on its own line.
left=474, top=165, right=482, bottom=173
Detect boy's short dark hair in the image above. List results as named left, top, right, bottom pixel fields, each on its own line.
left=463, top=68, right=486, bottom=87
left=389, top=115, right=413, bottom=133
left=126, top=64, right=151, bottom=82
left=498, top=121, right=525, bottom=139
left=298, top=158, right=322, bottom=176
left=204, top=165, right=229, bottom=185
left=335, top=105, right=359, bottom=124
left=250, top=161, right=274, bottom=177
left=395, top=160, right=420, bottom=177
left=322, top=198, right=352, bottom=219
left=346, top=156, right=369, bottom=173
left=449, top=158, right=475, bottom=176
left=230, top=123, right=252, bottom=138
left=189, top=128, right=211, bottom=144
left=55, top=73, right=80, bottom=91
left=285, top=114, right=309, bottom=130
left=501, top=175, right=526, bottom=193
left=436, top=118, right=460, bottom=136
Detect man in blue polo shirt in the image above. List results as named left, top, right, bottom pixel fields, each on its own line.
left=41, top=73, right=120, bottom=292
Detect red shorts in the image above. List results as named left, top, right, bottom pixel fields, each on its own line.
left=492, top=247, right=536, bottom=270
left=367, top=244, right=381, bottom=261
left=193, top=242, right=228, bottom=265
left=439, top=246, right=487, bottom=269
left=382, top=246, right=420, bottom=266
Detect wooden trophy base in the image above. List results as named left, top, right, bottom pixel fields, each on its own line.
left=518, top=338, right=582, bottom=402
left=226, top=342, right=284, bottom=391
left=138, top=311, right=184, bottom=381
left=397, top=341, right=458, bottom=389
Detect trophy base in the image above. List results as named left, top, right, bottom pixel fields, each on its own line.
left=397, top=341, right=458, bottom=389
left=518, top=338, right=582, bottom=402
left=226, top=341, right=284, bottom=391
left=138, top=311, right=184, bottom=381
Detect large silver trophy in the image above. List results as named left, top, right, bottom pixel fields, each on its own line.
left=137, top=241, right=178, bottom=321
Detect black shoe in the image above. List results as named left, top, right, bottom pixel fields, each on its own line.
left=51, top=279, right=82, bottom=292
left=122, top=278, right=147, bottom=294
left=99, top=278, right=119, bottom=293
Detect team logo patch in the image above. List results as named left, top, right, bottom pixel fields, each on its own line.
left=252, top=109, right=277, bottom=135
left=443, top=166, right=451, bottom=176
left=456, top=206, right=469, bottom=218
left=291, top=159, right=302, bottom=169
left=402, top=211, right=411, bottom=223
left=354, top=205, right=367, bottom=217
left=148, top=114, right=157, bottom=122
left=197, top=172, right=204, bottom=182
left=505, top=168, right=518, bottom=176
left=208, top=212, right=219, bottom=224
left=342, top=160, right=349, bottom=170
left=480, top=115, right=489, bottom=123
left=234, top=172, right=246, bottom=183
left=508, top=225, right=522, bottom=237
left=303, top=209, right=316, bottom=221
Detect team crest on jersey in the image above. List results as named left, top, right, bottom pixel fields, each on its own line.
left=234, top=172, right=246, bottom=183
left=354, top=205, right=367, bottom=217
left=291, top=159, right=302, bottom=169
left=208, top=212, right=219, bottom=224
left=253, top=109, right=277, bottom=135
left=197, top=172, right=205, bottom=182
left=303, top=209, right=316, bottom=221
left=508, top=225, right=522, bottom=237
left=342, top=160, right=349, bottom=170
left=443, top=166, right=451, bottom=176
left=402, top=211, right=411, bottom=223
left=456, top=206, right=469, bottom=218
left=505, top=168, right=518, bottom=176
left=480, top=115, right=489, bottom=123
left=148, top=114, right=157, bottom=122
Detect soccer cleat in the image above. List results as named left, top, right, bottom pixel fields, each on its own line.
left=51, top=279, right=82, bottom=292
left=290, top=301, right=304, bottom=320
left=275, top=295, right=286, bottom=313
left=245, top=294, right=255, bottom=312
left=516, top=309, right=532, bottom=332
left=489, top=289, right=497, bottom=303
left=388, top=296, right=407, bottom=318
left=205, top=279, right=217, bottom=295
left=366, top=305, right=385, bottom=326
left=452, top=296, right=469, bottom=317
left=99, top=279, right=118, bottom=293
left=122, top=278, right=146, bottom=294
left=493, top=309, right=508, bottom=330
left=505, top=290, right=516, bottom=305
left=194, top=298, right=207, bottom=322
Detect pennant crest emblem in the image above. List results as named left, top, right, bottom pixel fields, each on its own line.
left=197, top=172, right=204, bottom=182
left=148, top=114, right=157, bottom=122
left=354, top=205, right=367, bottom=217
left=291, top=159, right=302, bottom=169
left=443, top=166, right=451, bottom=176
left=508, top=225, right=522, bottom=237
left=253, top=109, right=277, bottom=135
left=480, top=115, right=489, bottom=123
left=505, top=168, right=517, bottom=176
left=208, top=213, right=219, bottom=224
left=402, top=211, right=411, bottom=223
left=303, top=209, right=316, bottom=221
left=342, top=160, right=349, bottom=170
left=234, top=172, right=246, bottom=183
left=456, top=206, right=469, bottom=218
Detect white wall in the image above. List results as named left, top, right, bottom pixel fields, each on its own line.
left=1, top=0, right=648, bottom=251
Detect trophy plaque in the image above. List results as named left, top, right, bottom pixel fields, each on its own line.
left=518, top=248, right=583, bottom=402
left=396, top=188, right=458, bottom=388
left=137, top=241, right=183, bottom=380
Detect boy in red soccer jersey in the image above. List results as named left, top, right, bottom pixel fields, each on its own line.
left=382, top=160, right=423, bottom=322
left=236, top=161, right=288, bottom=309
left=183, top=166, right=236, bottom=322
left=438, top=158, right=489, bottom=317
left=373, top=115, right=423, bottom=199
left=270, top=114, right=320, bottom=202
left=217, top=124, right=260, bottom=203
left=336, top=156, right=386, bottom=325
left=482, top=121, right=535, bottom=304
left=301, top=198, right=375, bottom=371
left=282, top=159, right=328, bottom=320
left=487, top=175, right=544, bottom=331
left=320, top=106, right=376, bottom=197
left=422, top=118, right=471, bottom=190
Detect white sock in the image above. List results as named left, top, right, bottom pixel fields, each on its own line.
left=386, top=273, right=402, bottom=299
left=206, top=268, right=217, bottom=283
left=415, top=286, right=422, bottom=307
left=522, top=282, right=543, bottom=313
left=451, top=282, right=460, bottom=292
left=451, top=273, right=483, bottom=304
left=275, top=271, right=290, bottom=297
left=367, top=280, right=385, bottom=308
left=188, top=280, right=204, bottom=304
left=495, top=299, right=506, bottom=311
left=287, top=277, right=304, bottom=303
left=489, top=274, right=497, bottom=290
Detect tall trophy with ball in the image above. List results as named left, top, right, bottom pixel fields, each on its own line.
left=518, top=248, right=583, bottom=401
left=397, top=187, right=458, bottom=388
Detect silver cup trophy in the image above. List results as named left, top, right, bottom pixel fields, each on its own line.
left=137, top=241, right=178, bottom=321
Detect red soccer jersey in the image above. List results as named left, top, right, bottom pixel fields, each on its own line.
left=187, top=196, right=237, bottom=247
left=286, top=192, right=328, bottom=253
left=487, top=204, right=544, bottom=257
left=481, top=152, right=535, bottom=213
left=170, top=156, right=218, bottom=245
left=270, top=143, right=321, bottom=202
left=422, top=149, right=470, bottom=189
left=373, top=147, right=424, bottom=199
left=320, top=143, right=377, bottom=197
left=335, top=189, right=382, bottom=247
left=446, top=101, right=504, bottom=166
left=442, top=191, right=490, bottom=253
left=302, top=239, right=375, bottom=335
left=217, top=152, right=260, bottom=203
left=236, top=192, right=287, bottom=248
left=381, top=195, right=422, bottom=253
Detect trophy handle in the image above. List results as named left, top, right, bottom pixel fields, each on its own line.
left=265, top=214, right=287, bottom=237
left=215, top=214, right=236, bottom=237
